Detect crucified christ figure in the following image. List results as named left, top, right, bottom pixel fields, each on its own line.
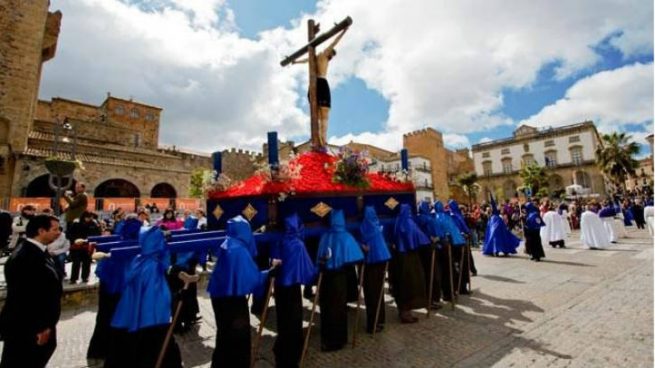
left=292, top=28, right=348, bottom=148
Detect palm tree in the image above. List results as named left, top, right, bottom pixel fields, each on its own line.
left=456, top=172, right=479, bottom=205
left=519, top=163, right=548, bottom=196
left=595, top=132, right=640, bottom=193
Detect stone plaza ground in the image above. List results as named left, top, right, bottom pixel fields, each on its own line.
left=4, top=227, right=654, bottom=367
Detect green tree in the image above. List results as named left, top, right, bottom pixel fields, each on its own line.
left=595, top=132, right=640, bottom=192
left=456, top=172, right=479, bottom=205
left=519, top=163, right=549, bottom=196
left=189, top=168, right=209, bottom=198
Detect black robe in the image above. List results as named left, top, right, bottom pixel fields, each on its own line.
left=273, top=284, right=303, bottom=368
left=103, top=325, right=182, bottom=368
left=524, top=227, right=545, bottom=260
left=319, top=268, right=349, bottom=351
left=390, top=249, right=426, bottom=312
left=211, top=296, right=251, bottom=368
left=87, top=284, right=121, bottom=360
left=363, top=262, right=387, bottom=332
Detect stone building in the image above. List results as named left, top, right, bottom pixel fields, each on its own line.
left=0, top=1, right=213, bottom=206
left=471, top=121, right=606, bottom=200
left=625, top=134, right=654, bottom=193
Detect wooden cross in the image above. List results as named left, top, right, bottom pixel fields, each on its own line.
left=281, top=16, right=352, bottom=148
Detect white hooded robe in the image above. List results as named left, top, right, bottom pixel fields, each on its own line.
left=580, top=210, right=611, bottom=249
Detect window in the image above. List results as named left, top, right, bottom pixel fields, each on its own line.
left=522, top=154, right=535, bottom=166
left=133, top=134, right=140, bottom=147
left=114, top=105, right=125, bottom=115
left=482, top=161, right=492, bottom=176
left=501, top=148, right=510, bottom=155
left=570, top=147, right=583, bottom=165
left=130, top=108, right=140, bottom=119
left=502, top=158, right=512, bottom=174
left=569, top=135, right=580, bottom=143
left=544, top=140, right=555, bottom=147
left=545, top=150, right=557, bottom=168
left=482, top=152, right=490, bottom=158
left=145, top=112, right=155, bottom=121
left=523, top=143, right=530, bottom=152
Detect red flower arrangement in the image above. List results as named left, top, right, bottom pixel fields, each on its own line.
left=207, top=151, right=414, bottom=199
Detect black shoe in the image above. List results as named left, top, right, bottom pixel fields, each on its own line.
left=189, top=316, right=202, bottom=325
left=321, top=343, right=344, bottom=352
left=430, top=302, right=443, bottom=310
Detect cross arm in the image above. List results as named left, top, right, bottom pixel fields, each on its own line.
left=280, top=16, right=352, bottom=66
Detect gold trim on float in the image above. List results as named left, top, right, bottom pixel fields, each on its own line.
left=212, top=204, right=224, bottom=220
left=310, top=201, right=332, bottom=218
left=242, top=203, right=258, bottom=221
left=385, top=197, right=399, bottom=210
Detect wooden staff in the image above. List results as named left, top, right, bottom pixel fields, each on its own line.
left=251, top=275, right=276, bottom=368
left=467, top=238, right=473, bottom=293
left=372, top=261, right=389, bottom=338
left=446, top=241, right=455, bottom=310
left=457, top=243, right=465, bottom=300
left=426, top=242, right=437, bottom=318
left=352, top=262, right=366, bottom=347
left=300, top=271, right=323, bottom=368
left=156, top=271, right=199, bottom=368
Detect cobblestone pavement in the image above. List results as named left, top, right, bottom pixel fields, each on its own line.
left=6, top=228, right=653, bottom=367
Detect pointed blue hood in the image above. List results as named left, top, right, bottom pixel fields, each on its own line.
left=317, top=209, right=364, bottom=270
left=271, top=213, right=317, bottom=286
left=359, top=206, right=392, bottom=264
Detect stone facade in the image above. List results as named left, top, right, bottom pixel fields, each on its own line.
left=471, top=121, right=606, bottom=201
left=0, top=1, right=213, bottom=202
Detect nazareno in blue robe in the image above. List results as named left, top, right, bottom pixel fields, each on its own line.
left=317, top=209, right=364, bottom=270
left=416, top=201, right=443, bottom=240
left=359, top=206, right=392, bottom=264
left=111, top=226, right=172, bottom=332
left=393, top=203, right=431, bottom=252
left=433, top=201, right=466, bottom=246
left=482, top=195, right=520, bottom=256
left=206, top=216, right=268, bottom=298
left=447, top=199, right=471, bottom=235
left=270, top=213, right=317, bottom=287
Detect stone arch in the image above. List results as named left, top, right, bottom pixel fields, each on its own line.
left=94, top=178, right=140, bottom=198
left=502, top=179, right=516, bottom=200
left=575, top=171, right=592, bottom=189
left=150, top=182, right=177, bottom=198
left=548, top=174, right=564, bottom=191
left=25, top=174, right=76, bottom=197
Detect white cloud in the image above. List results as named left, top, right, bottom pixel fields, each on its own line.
left=519, top=62, right=654, bottom=132
left=39, top=0, right=653, bottom=153
left=478, top=137, right=493, bottom=144
left=443, top=134, right=471, bottom=149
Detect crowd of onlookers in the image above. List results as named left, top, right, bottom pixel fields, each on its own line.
left=446, top=193, right=654, bottom=246
left=0, top=195, right=208, bottom=285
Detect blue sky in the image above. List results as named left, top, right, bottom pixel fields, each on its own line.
left=41, top=0, right=653, bottom=155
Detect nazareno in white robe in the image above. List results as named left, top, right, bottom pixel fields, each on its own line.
left=599, top=216, right=618, bottom=243
left=645, top=206, right=654, bottom=237
left=540, top=210, right=567, bottom=246
left=580, top=211, right=611, bottom=249
left=560, top=210, right=572, bottom=235
left=613, top=212, right=628, bottom=238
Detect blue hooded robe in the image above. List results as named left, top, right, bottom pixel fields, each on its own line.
left=433, top=201, right=466, bottom=246
left=359, top=206, right=392, bottom=264
left=447, top=199, right=471, bottom=235
left=111, top=226, right=172, bottom=332
left=120, top=217, right=143, bottom=240
left=317, top=209, right=364, bottom=270
left=183, top=216, right=199, bottom=230
left=207, top=216, right=267, bottom=298
left=416, top=201, right=444, bottom=240
left=393, top=204, right=431, bottom=252
left=271, top=213, right=317, bottom=287
left=482, top=194, right=520, bottom=256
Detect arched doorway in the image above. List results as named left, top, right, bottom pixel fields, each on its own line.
left=502, top=180, right=516, bottom=200
left=25, top=174, right=76, bottom=197
left=94, top=179, right=140, bottom=198
left=575, top=171, right=592, bottom=189
left=150, top=183, right=177, bottom=198
left=549, top=174, right=564, bottom=191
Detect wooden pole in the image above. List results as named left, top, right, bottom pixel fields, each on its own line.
left=352, top=263, right=366, bottom=348
left=372, top=262, right=388, bottom=338
left=280, top=17, right=353, bottom=66
left=251, top=276, right=276, bottom=368
left=300, top=272, right=323, bottom=368
left=307, top=19, right=319, bottom=148
left=426, top=247, right=436, bottom=318
left=447, top=243, right=455, bottom=310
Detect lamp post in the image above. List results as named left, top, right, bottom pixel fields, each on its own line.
left=47, top=117, right=78, bottom=216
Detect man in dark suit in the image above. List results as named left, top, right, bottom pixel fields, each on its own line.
left=0, top=214, right=63, bottom=367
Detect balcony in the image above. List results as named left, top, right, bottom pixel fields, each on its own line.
left=413, top=162, right=432, bottom=172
